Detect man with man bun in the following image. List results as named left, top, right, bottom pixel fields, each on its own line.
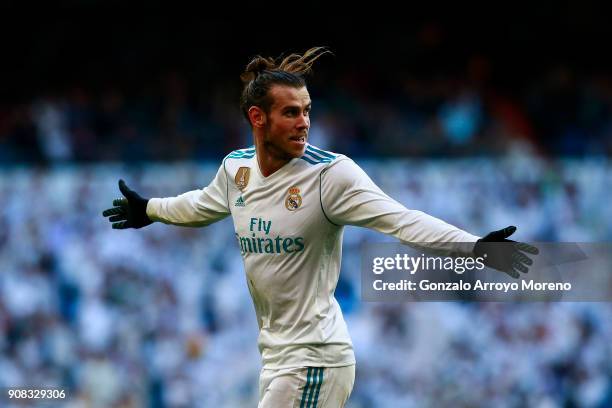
left=103, top=47, right=536, bottom=407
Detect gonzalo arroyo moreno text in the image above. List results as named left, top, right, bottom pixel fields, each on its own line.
left=370, top=254, right=572, bottom=292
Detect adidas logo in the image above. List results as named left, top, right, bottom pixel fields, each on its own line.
left=234, top=196, right=246, bottom=207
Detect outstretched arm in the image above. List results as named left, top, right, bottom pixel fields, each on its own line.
left=320, top=158, right=479, bottom=248
left=320, top=158, right=537, bottom=277
left=103, top=163, right=231, bottom=228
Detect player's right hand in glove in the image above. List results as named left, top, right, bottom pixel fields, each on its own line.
left=102, top=179, right=153, bottom=229
left=473, top=226, right=539, bottom=279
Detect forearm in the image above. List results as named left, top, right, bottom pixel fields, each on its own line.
left=377, top=208, right=478, bottom=243
left=351, top=200, right=480, bottom=256
left=147, top=190, right=229, bottom=227
left=321, top=158, right=479, bottom=256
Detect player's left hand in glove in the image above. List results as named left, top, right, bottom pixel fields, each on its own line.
left=473, top=226, right=539, bottom=279
left=102, top=179, right=153, bottom=229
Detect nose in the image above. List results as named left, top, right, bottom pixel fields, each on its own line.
left=296, top=113, right=309, bottom=130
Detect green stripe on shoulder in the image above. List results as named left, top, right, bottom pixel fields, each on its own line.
left=300, top=145, right=338, bottom=165
left=225, top=146, right=256, bottom=160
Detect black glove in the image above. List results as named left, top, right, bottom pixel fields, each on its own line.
left=473, top=226, right=539, bottom=278
left=102, top=179, right=153, bottom=229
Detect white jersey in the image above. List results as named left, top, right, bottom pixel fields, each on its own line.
left=146, top=144, right=480, bottom=369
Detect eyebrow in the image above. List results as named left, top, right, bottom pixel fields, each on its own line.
left=282, top=102, right=312, bottom=111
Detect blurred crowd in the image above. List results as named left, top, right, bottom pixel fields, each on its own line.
left=1, top=63, right=611, bottom=163
left=0, top=161, right=610, bottom=407
left=1, top=9, right=611, bottom=408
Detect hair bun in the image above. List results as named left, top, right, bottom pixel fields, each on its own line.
left=240, top=56, right=275, bottom=83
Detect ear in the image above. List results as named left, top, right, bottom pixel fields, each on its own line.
left=248, top=106, right=266, bottom=129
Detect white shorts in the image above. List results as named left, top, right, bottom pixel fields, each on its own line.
left=258, top=365, right=355, bottom=408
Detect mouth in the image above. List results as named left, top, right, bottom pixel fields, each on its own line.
left=289, top=135, right=307, bottom=146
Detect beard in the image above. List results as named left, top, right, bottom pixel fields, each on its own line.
left=262, top=124, right=307, bottom=160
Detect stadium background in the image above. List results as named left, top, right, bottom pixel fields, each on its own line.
left=1, top=7, right=611, bottom=407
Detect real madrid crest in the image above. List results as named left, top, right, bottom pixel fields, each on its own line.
left=235, top=167, right=250, bottom=191
left=285, top=186, right=302, bottom=211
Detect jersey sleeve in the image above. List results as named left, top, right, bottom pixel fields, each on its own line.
left=320, top=158, right=480, bottom=254
left=146, top=162, right=230, bottom=227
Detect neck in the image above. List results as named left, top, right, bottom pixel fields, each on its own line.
left=254, top=137, right=292, bottom=177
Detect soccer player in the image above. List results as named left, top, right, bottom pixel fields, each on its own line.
left=103, top=47, right=536, bottom=407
